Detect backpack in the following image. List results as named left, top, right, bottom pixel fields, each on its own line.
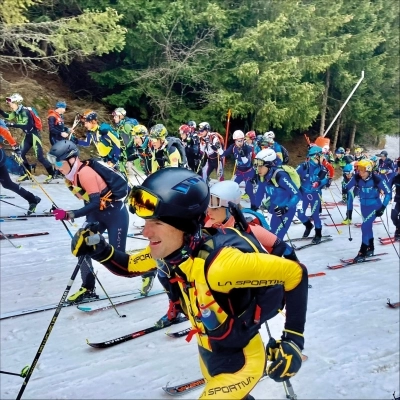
left=125, top=117, right=138, bottom=126
left=166, top=136, right=188, bottom=167
left=78, top=159, right=129, bottom=200
left=280, top=145, right=289, bottom=164
left=271, top=165, right=301, bottom=189
left=241, top=208, right=271, bottom=230
left=209, top=132, right=225, bottom=147
left=24, top=107, right=43, bottom=131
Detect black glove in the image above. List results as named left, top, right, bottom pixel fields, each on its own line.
left=375, top=205, right=386, bottom=217
left=342, top=193, right=347, bottom=203
left=274, top=205, right=288, bottom=217
left=266, top=332, right=303, bottom=382
left=210, top=145, right=218, bottom=151
left=137, top=147, right=144, bottom=154
left=12, top=145, right=22, bottom=157
left=71, top=225, right=111, bottom=260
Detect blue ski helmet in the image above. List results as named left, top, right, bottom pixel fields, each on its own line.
left=342, top=164, right=354, bottom=174
left=335, top=147, right=345, bottom=155
left=308, top=146, right=323, bottom=157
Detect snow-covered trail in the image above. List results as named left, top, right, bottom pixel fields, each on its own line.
left=0, top=136, right=399, bottom=400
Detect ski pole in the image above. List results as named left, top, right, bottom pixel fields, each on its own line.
left=0, top=229, right=22, bottom=249
left=380, top=217, right=400, bottom=259
left=328, top=187, right=352, bottom=241
left=264, top=321, right=297, bottom=400
left=0, top=199, right=30, bottom=212
left=318, top=193, right=342, bottom=235
left=16, top=255, right=86, bottom=400
left=0, top=366, right=30, bottom=378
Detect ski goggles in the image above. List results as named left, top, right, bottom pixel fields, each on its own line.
left=129, top=187, right=161, bottom=218
left=253, top=159, right=267, bottom=167
left=208, top=195, right=227, bottom=209
left=46, top=154, right=64, bottom=167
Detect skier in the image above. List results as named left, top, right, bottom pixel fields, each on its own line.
left=70, top=167, right=308, bottom=400
left=253, top=149, right=301, bottom=240
left=47, top=140, right=130, bottom=302
left=48, top=101, right=73, bottom=145
left=341, top=164, right=355, bottom=224
left=391, top=158, right=400, bottom=239
left=262, top=131, right=284, bottom=165
left=126, top=125, right=152, bottom=176
left=77, top=111, right=123, bottom=170
left=353, top=147, right=366, bottom=162
left=179, top=124, right=201, bottom=173
left=206, top=180, right=298, bottom=260
left=217, top=130, right=257, bottom=210
left=0, top=93, right=55, bottom=182
left=0, top=121, right=41, bottom=214
left=198, top=122, right=224, bottom=182
left=245, top=131, right=261, bottom=154
left=375, top=150, right=396, bottom=182
left=111, top=107, right=138, bottom=147
left=333, top=147, right=353, bottom=169
left=296, top=146, right=329, bottom=244
left=343, top=159, right=391, bottom=262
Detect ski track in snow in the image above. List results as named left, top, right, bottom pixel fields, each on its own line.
left=0, top=136, right=399, bottom=399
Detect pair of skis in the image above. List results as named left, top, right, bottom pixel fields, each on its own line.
left=324, top=221, right=381, bottom=228
left=327, top=253, right=387, bottom=270
left=0, top=232, right=49, bottom=240
left=379, top=236, right=400, bottom=245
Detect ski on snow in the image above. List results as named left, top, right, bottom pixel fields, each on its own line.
left=324, top=221, right=381, bottom=228
left=387, top=298, right=400, bottom=308
left=327, top=257, right=382, bottom=270
left=0, top=232, right=49, bottom=240
left=379, top=236, right=400, bottom=245
left=285, top=235, right=332, bottom=243
left=293, top=238, right=333, bottom=251
left=77, top=289, right=165, bottom=313
left=0, top=213, right=53, bottom=219
left=86, top=316, right=188, bottom=349
left=340, top=253, right=387, bottom=263
left=165, top=327, right=192, bottom=338
left=0, top=289, right=151, bottom=320
left=0, top=218, right=28, bottom=222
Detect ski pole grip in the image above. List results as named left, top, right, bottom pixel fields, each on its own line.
left=86, top=234, right=101, bottom=246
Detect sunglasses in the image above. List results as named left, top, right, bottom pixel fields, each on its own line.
left=46, top=154, right=64, bottom=167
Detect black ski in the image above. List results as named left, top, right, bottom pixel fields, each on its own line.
left=284, top=235, right=332, bottom=243
left=77, top=289, right=165, bottom=313
left=166, top=327, right=191, bottom=338
left=0, top=218, right=28, bottom=222
left=293, top=238, right=333, bottom=251
left=0, top=290, right=143, bottom=320
left=327, top=258, right=382, bottom=270
left=0, top=232, right=49, bottom=240
left=86, top=316, right=188, bottom=349
left=0, top=213, right=53, bottom=219
left=340, top=252, right=388, bottom=263
left=387, top=298, right=400, bottom=308
left=0, top=196, right=15, bottom=199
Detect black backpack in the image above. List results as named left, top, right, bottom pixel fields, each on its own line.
left=280, top=145, right=290, bottom=164
left=78, top=159, right=129, bottom=200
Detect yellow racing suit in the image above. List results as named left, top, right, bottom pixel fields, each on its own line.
left=91, top=228, right=308, bottom=399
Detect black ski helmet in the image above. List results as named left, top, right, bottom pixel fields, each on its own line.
left=129, top=168, right=209, bottom=233
left=48, top=140, right=79, bottom=162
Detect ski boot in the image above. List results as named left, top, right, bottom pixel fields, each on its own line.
left=311, top=228, right=322, bottom=244
left=353, top=243, right=368, bottom=263
left=155, top=300, right=183, bottom=328
left=27, top=196, right=41, bottom=215
left=17, top=174, right=30, bottom=182
left=44, top=174, right=54, bottom=183
left=366, top=238, right=374, bottom=257
left=395, top=228, right=400, bottom=240
left=302, top=220, right=314, bottom=238
left=140, top=275, right=155, bottom=296
left=67, top=287, right=98, bottom=303
left=342, top=209, right=352, bottom=225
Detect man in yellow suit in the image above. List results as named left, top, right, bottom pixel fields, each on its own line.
left=71, top=168, right=308, bottom=400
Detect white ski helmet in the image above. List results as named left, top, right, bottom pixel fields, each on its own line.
left=6, top=93, right=23, bottom=104
left=255, top=148, right=277, bottom=167
left=209, top=180, right=241, bottom=208
left=112, top=107, right=127, bottom=117
left=232, top=130, right=245, bottom=140
left=264, top=131, right=275, bottom=140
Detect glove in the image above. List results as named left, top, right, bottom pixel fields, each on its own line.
left=12, top=145, right=21, bottom=157
left=70, top=135, right=79, bottom=144
left=380, top=169, right=387, bottom=174
left=326, top=178, right=332, bottom=188
left=210, top=144, right=218, bottom=151
left=266, top=336, right=303, bottom=382
left=137, top=147, right=144, bottom=154
left=52, top=209, right=74, bottom=221
left=375, top=205, right=386, bottom=217
left=274, top=205, right=288, bottom=217
left=71, top=226, right=110, bottom=258
left=342, top=193, right=347, bottom=203
left=312, top=182, right=319, bottom=188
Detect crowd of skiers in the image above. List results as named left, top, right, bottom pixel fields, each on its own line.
left=1, top=92, right=400, bottom=399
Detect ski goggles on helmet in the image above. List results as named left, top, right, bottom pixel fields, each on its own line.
left=129, top=187, right=159, bottom=218
left=208, top=195, right=228, bottom=209
left=46, top=154, right=64, bottom=167
left=253, top=159, right=268, bottom=167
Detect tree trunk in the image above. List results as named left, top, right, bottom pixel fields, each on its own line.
left=319, top=68, right=330, bottom=137
left=348, top=123, right=357, bottom=149
left=332, top=114, right=341, bottom=150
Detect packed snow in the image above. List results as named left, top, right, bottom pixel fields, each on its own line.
left=0, top=136, right=399, bottom=400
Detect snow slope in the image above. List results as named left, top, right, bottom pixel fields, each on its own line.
left=0, top=136, right=399, bottom=400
